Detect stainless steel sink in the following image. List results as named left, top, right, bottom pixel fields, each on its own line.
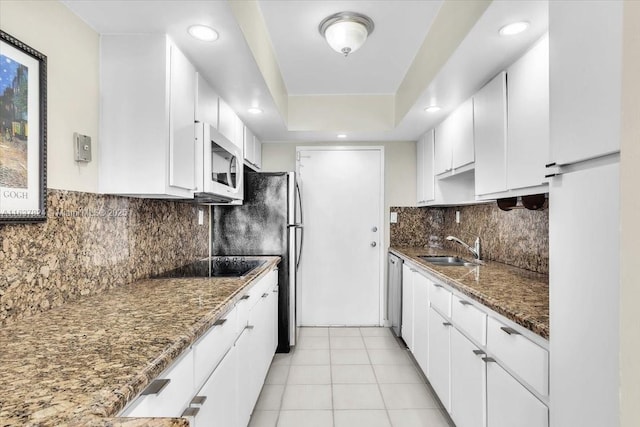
left=418, top=255, right=477, bottom=267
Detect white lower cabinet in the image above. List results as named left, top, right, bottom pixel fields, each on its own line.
left=450, top=327, right=486, bottom=427
left=190, top=345, right=238, bottom=427
left=427, top=307, right=451, bottom=411
left=486, top=361, right=548, bottom=427
left=412, top=272, right=430, bottom=373
left=121, top=269, right=278, bottom=426
left=401, top=264, right=415, bottom=350
left=396, top=253, right=549, bottom=427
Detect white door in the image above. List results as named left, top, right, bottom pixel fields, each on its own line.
left=450, top=327, right=486, bottom=427
left=297, top=148, right=383, bottom=326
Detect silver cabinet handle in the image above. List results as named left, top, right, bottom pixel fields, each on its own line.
left=272, top=289, right=279, bottom=293
left=246, top=325, right=255, bottom=330
left=500, top=326, right=521, bottom=336
left=372, top=226, right=378, bottom=232
left=390, top=259, right=396, bottom=264
left=442, top=322, right=452, bottom=327
left=262, top=293, right=269, bottom=298
left=371, top=242, right=377, bottom=247
left=141, top=378, right=170, bottom=395
left=472, top=349, right=486, bottom=356
left=190, top=396, right=207, bottom=405
left=482, top=357, right=496, bottom=363
left=433, top=283, right=444, bottom=288
left=240, top=295, right=250, bottom=301
left=459, top=300, right=472, bottom=306
left=213, top=318, right=227, bottom=327
left=182, top=407, right=200, bottom=417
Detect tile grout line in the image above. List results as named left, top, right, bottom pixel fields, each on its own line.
left=362, top=327, right=396, bottom=427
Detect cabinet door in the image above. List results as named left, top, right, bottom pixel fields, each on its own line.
left=549, top=2, right=622, bottom=165
left=434, top=119, right=453, bottom=175
left=192, top=345, right=238, bottom=427
left=401, top=264, right=414, bottom=350
left=417, top=131, right=435, bottom=204
left=450, top=328, right=486, bottom=427
left=244, top=126, right=256, bottom=166
left=218, top=98, right=239, bottom=147
left=487, top=361, right=548, bottom=427
left=416, top=135, right=425, bottom=203
left=254, top=137, right=262, bottom=170
left=195, top=73, right=219, bottom=126
left=169, top=43, right=196, bottom=191
left=235, top=325, right=255, bottom=427
left=427, top=307, right=451, bottom=411
left=451, top=98, right=475, bottom=170
left=507, top=35, right=549, bottom=190
left=412, top=272, right=430, bottom=374
left=474, top=72, right=507, bottom=196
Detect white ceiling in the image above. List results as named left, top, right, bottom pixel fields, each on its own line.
left=62, top=0, right=549, bottom=143
left=258, top=0, right=443, bottom=95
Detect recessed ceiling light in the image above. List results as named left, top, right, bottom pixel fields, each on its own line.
left=248, top=107, right=263, bottom=114
left=188, top=25, right=219, bottom=42
left=424, top=105, right=441, bottom=113
left=337, top=134, right=347, bottom=139
left=499, top=21, right=530, bottom=36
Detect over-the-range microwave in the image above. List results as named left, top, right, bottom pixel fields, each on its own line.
left=194, top=122, right=243, bottom=204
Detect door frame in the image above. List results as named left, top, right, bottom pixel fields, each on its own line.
left=295, top=145, right=386, bottom=325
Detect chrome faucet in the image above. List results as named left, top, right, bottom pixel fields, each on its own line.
left=446, top=235, right=481, bottom=260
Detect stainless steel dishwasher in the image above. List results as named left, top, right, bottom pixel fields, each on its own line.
left=387, top=253, right=403, bottom=336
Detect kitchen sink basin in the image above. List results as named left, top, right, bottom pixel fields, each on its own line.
left=418, top=255, right=477, bottom=267
left=153, top=257, right=265, bottom=278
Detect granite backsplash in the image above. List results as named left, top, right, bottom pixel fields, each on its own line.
left=390, top=202, right=548, bottom=274
left=0, top=189, right=209, bottom=326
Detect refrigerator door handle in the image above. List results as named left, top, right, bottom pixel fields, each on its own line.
left=295, top=181, right=304, bottom=272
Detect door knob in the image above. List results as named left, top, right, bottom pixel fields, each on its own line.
left=372, top=226, right=378, bottom=232
left=371, top=242, right=377, bottom=247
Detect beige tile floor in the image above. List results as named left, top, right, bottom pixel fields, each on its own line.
left=248, top=327, right=453, bottom=427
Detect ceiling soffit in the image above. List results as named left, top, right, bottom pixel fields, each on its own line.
left=230, top=0, right=491, bottom=133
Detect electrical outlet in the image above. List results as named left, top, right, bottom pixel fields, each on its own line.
left=390, top=212, right=398, bottom=223
left=74, top=133, right=92, bottom=162
left=198, top=208, right=204, bottom=225
left=456, top=211, right=460, bottom=224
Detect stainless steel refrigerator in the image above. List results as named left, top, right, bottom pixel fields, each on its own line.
left=211, top=171, right=302, bottom=352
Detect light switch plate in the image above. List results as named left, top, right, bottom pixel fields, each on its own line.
left=198, top=208, right=204, bottom=225
left=390, top=212, right=398, bottom=223
left=74, top=133, right=92, bottom=162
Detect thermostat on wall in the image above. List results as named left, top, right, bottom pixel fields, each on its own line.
left=74, top=133, right=92, bottom=162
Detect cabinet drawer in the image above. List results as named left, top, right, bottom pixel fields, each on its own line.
left=429, top=281, right=452, bottom=317
left=124, top=349, right=194, bottom=418
left=192, top=307, right=238, bottom=389
left=237, top=268, right=278, bottom=330
left=487, top=317, right=548, bottom=396
left=451, top=295, right=487, bottom=345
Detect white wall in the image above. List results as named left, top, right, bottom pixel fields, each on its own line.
left=620, top=1, right=640, bottom=425
left=0, top=0, right=99, bottom=192
left=262, top=141, right=417, bottom=249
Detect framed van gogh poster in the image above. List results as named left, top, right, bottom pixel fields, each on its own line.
left=0, top=30, right=47, bottom=223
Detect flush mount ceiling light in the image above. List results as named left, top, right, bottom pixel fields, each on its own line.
left=424, top=105, right=441, bottom=113
left=319, top=12, right=375, bottom=57
left=499, top=21, right=530, bottom=36
left=248, top=107, right=263, bottom=114
left=188, top=25, right=219, bottom=42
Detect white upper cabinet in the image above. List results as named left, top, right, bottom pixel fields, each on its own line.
left=99, top=34, right=195, bottom=198
left=417, top=130, right=435, bottom=205
left=243, top=126, right=262, bottom=171
left=435, top=98, right=475, bottom=175
left=474, top=35, right=549, bottom=199
left=549, top=2, right=622, bottom=165
left=218, top=98, right=244, bottom=151
left=195, top=73, right=219, bottom=127
left=474, top=72, right=508, bottom=196
left=507, top=35, right=549, bottom=190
